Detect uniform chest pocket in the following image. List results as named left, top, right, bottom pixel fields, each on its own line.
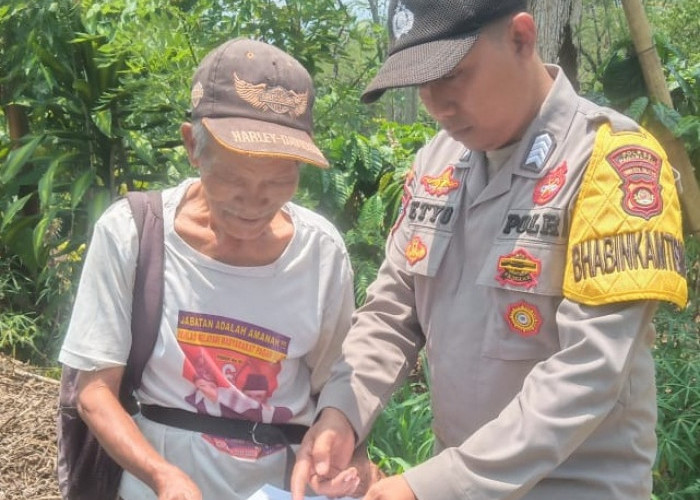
left=389, top=193, right=462, bottom=278
left=390, top=227, right=452, bottom=278
left=476, top=242, right=566, bottom=361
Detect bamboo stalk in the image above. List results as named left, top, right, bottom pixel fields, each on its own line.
left=620, top=0, right=700, bottom=234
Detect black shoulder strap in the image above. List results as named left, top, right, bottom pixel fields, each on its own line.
left=120, top=191, right=164, bottom=402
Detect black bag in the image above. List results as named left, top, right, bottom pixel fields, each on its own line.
left=56, top=191, right=164, bottom=500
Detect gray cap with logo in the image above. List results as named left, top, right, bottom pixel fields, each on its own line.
left=190, top=38, right=328, bottom=168
left=362, top=0, right=528, bottom=103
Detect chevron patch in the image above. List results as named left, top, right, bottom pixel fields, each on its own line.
left=524, top=132, right=555, bottom=172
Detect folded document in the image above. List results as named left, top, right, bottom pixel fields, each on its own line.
left=247, top=484, right=354, bottom=500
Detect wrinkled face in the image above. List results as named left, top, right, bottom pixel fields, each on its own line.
left=418, top=21, right=527, bottom=151
left=197, top=143, right=300, bottom=241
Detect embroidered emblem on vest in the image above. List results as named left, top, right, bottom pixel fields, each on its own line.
left=607, top=146, right=663, bottom=220
left=392, top=1, right=414, bottom=40
left=405, top=235, right=428, bottom=265
left=420, top=166, right=461, bottom=196
left=496, top=249, right=542, bottom=289
left=533, top=161, right=568, bottom=205
left=234, top=73, right=308, bottom=117
left=524, top=132, right=555, bottom=172
left=505, top=301, right=542, bottom=337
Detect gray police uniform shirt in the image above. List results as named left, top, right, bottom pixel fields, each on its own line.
left=318, top=66, right=687, bottom=500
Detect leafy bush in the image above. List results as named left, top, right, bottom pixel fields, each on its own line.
left=368, top=358, right=435, bottom=475
left=652, top=235, right=700, bottom=499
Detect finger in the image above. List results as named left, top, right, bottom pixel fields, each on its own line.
left=310, top=467, right=360, bottom=498
left=290, top=442, right=314, bottom=500
left=309, top=429, right=338, bottom=478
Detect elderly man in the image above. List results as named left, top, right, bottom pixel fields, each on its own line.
left=59, top=38, right=366, bottom=500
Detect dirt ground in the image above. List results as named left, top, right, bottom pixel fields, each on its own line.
left=0, top=355, right=61, bottom=500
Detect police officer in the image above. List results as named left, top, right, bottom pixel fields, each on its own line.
left=291, top=1, right=687, bottom=499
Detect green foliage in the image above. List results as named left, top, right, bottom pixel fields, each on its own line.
left=297, top=119, right=435, bottom=305
left=0, top=255, right=38, bottom=358
left=584, top=8, right=700, bottom=186
left=652, top=236, right=700, bottom=499
left=368, top=376, right=435, bottom=475
left=1, top=1, right=699, bottom=493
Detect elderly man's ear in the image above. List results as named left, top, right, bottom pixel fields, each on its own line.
left=180, top=122, right=198, bottom=167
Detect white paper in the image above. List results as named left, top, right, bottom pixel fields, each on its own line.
left=247, top=483, right=355, bottom=500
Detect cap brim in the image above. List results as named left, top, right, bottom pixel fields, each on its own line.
left=202, top=117, right=329, bottom=168
left=361, top=33, right=479, bottom=104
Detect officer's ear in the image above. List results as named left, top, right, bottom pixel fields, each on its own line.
left=510, top=12, right=537, bottom=57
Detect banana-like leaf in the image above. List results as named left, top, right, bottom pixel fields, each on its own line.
left=37, top=157, right=60, bottom=209
left=86, top=187, right=113, bottom=227
left=71, top=170, right=96, bottom=210
left=0, top=135, right=44, bottom=185
left=32, top=214, right=51, bottom=264
left=92, top=108, right=114, bottom=138
left=0, top=193, right=33, bottom=234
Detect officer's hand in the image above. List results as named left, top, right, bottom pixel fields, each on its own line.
left=363, top=474, right=416, bottom=500
left=310, top=442, right=385, bottom=498
left=291, top=407, right=356, bottom=500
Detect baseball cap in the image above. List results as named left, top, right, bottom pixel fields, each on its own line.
left=190, top=38, right=329, bottom=168
left=361, top=0, right=528, bottom=103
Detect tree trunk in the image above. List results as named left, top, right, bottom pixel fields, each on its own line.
left=529, top=0, right=582, bottom=89
left=620, top=0, right=700, bottom=234
left=2, top=99, right=40, bottom=216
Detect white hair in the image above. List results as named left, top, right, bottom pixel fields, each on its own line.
left=191, top=120, right=212, bottom=162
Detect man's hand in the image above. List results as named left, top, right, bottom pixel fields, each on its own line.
left=153, top=463, right=202, bottom=500
left=363, top=475, right=416, bottom=500
left=76, top=368, right=201, bottom=500
left=291, top=407, right=357, bottom=499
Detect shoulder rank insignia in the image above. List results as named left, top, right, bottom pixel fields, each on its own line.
left=563, top=122, right=687, bottom=308
left=524, top=132, right=555, bottom=172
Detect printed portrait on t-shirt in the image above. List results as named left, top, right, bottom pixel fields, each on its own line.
left=177, top=311, right=293, bottom=458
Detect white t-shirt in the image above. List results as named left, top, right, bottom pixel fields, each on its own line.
left=59, top=179, right=355, bottom=499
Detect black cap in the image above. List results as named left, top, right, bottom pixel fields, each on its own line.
left=362, top=0, right=528, bottom=103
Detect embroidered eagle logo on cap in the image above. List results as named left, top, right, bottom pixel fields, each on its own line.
left=234, top=73, right=308, bottom=118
